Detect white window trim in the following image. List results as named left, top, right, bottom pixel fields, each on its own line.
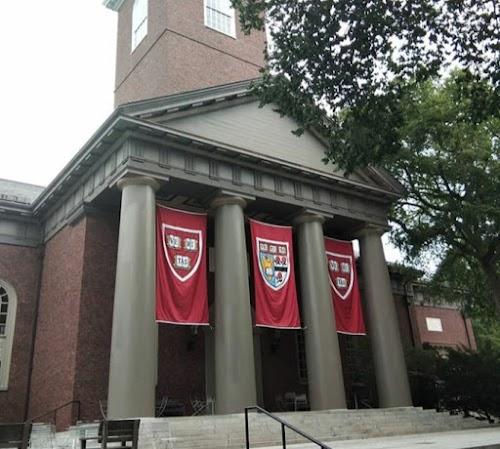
left=0, top=280, right=17, bottom=391
left=204, top=0, right=237, bottom=39
left=426, top=317, right=443, bottom=333
left=131, top=0, right=148, bottom=52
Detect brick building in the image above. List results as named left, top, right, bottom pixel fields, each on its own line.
left=0, top=0, right=475, bottom=429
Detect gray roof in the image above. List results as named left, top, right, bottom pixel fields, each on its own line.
left=0, top=178, right=45, bottom=205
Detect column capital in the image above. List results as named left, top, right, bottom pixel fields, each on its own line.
left=293, top=209, right=331, bottom=227
left=353, top=223, right=390, bottom=239
left=210, top=192, right=251, bottom=210
left=116, top=176, right=161, bottom=192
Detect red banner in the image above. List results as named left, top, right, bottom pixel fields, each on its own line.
left=156, top=205, right=209, bottom=325
left=324, top=237, right=366, bottom=335
left=250, top=219, right=301, bottom=329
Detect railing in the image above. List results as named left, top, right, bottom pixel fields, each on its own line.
left=28, top=400, right=81, bottom=427
left=244, top=406, right=332, bottom=449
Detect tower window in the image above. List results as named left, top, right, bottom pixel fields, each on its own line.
left=132, top=0, right=148, bottom=51
left=204, top=0, right=236, bottom=38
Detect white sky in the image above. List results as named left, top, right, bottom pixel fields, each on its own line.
left=0, top=1, right=401, bottom=262
left=0, top=1, right=117, bottom=187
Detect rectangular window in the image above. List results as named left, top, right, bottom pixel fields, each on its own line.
left=204, top=0, right=236, bottom=38
left=426, top=317, right=443, bottom=332
left=132, top=0, right=148, bottom=51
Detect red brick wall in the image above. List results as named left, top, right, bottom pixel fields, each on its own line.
left=73, top=213, right=119, bottom=422
left=260, top=330, right=306, bottom=411
left=409, top=305, right=475, bottom=350
left=0, top=244, right=42, bottom=422
left=114, top=0, right=266, bottom=105
left=157, top=325, right=206, bottom=414
left=28, top=220, right=87, bottom=429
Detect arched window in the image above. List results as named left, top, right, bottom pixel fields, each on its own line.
left=132, top=0, right=148, bottom=51
left=0, top=281, right=16, bottom=390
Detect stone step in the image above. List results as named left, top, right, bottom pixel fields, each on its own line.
left=30, top=408, right=493, bottom=449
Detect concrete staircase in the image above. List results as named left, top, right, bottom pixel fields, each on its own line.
left=30, top=407, right=491, bottom=449
left=137, top=407, right=489, bottom=449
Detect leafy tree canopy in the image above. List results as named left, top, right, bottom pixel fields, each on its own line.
left=389, top=75, right=500, bottom=316
left=232, top=0, right=499, bottom=171
left=232, top=0, right=500, bottom=318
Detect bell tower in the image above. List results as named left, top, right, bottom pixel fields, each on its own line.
left=104, top=0, right=267, bottom=106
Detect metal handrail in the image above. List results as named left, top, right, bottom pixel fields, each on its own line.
left=29, top=400, right=81, bottom=426
left=244, top=406, right=332, bottom=449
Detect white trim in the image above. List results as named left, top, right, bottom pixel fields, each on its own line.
left=255, top=237, right=291, bottom=292
left=326, top=251, right=354, bottom=300
left=162, top=224, right=204, bottom=283
left=156, top=320, right=210, bottom=326
left=0, top=280, right=17, bottom=390
left=157, top=203, right=207, bottom=216
left=256, top=324, right=301, bottom=330
left=337, top=330, right=366, bottom=336
left=249, top=218, right=292, bottom=229
left=324, top=236, right=353, bottom=243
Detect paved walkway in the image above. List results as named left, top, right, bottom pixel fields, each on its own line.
left=261, top=428, right=500, bottom=449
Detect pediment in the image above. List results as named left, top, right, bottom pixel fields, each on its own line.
left=146, top=97, right=402, bottom=195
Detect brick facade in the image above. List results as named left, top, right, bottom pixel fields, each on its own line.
left=27, top=212, right=119, bottom=429
left=0, top=244, right=41, bottom=422
left=114, top=0, right=266, bottom=105
left=28, top=219, right=88, bottom=429
left=0, top=218, right=479, bottom=426
left=409, top=305, right=477, bottom=350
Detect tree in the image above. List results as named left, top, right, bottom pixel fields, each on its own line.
left=389, top=75, right=500, bottom=317
left=232, top=0, right=499, bottom=170
left=231, top=1, right=500, bottom=318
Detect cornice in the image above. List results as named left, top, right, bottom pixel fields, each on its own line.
left=102, top=0, right=126, bottom=11
left=118, top=78, right=258, bottom=118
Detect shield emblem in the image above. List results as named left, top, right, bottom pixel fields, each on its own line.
left=326, top=252, right=354, bottom=300
left=256, top=237, right=290, bottom=291
left=162, top=223, right=203, bottom=282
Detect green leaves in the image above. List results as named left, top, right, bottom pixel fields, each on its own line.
left=232, top=1, right=500, bottom=318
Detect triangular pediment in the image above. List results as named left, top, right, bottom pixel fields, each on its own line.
left=122, top=81, right=402, bottom=195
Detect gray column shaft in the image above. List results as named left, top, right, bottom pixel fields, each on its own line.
left=213, top=200, right=257, bottom=414
left=296, top=218, right=347, bottom=410
left=107, top=179, right=158, bottom=418
left=358, top=231, right=412, bottom=407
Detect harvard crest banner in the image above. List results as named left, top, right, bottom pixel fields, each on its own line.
left=156, top=205, right=209, bottom=325
left=324, top=237, right=366, bottom=335
left=250, top=219, right=301, bottom=329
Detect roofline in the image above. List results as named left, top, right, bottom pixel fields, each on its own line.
left=32, top=109, right=122, bottom=214
left=102, top=0, right=125, bottom=12
left=118, top=78, right=260, bottom=117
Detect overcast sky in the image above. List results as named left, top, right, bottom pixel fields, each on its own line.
left=0, top=1, right=402, bottom=262
left=0, top=1, right=117, bottom=187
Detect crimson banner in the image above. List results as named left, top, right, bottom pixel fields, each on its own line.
left=156, top=205, right=209, bottom=325
left=250, top=219, right=301, bottom=329
left=324, top=237, right=366, bottom=335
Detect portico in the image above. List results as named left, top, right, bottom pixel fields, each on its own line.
left=93, top=80, right=413, bottom=418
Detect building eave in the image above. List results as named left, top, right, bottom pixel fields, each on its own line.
left=118, top=78, right=259, bottom=119
left=102, top=0, right=126, bottom=12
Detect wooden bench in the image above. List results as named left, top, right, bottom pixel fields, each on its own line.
left=0, top=423, right=32, bottom=449
left=80, top=420, right=139, bottom=449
